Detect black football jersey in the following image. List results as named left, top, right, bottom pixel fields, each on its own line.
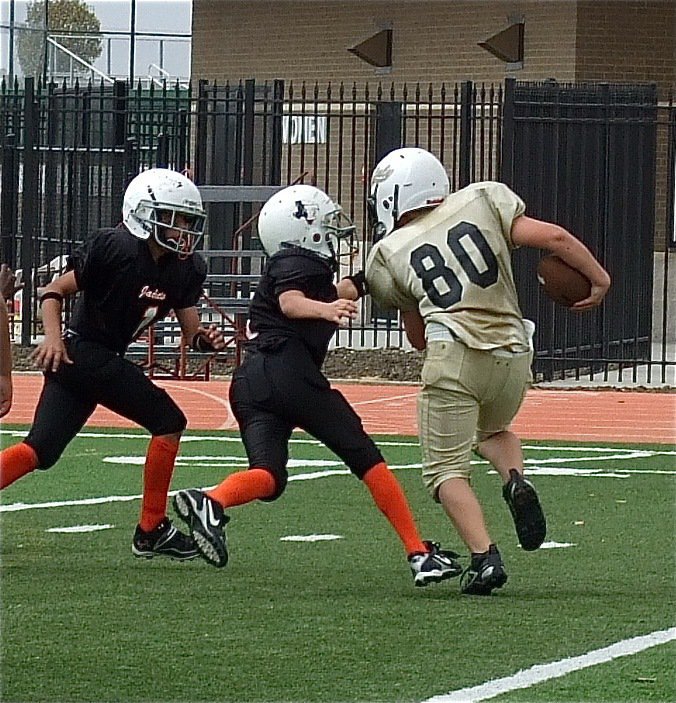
left=66, top=226, right=206, bottom=355
left=247, top=248, right=338, bottom=367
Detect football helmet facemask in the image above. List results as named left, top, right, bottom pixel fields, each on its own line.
left=122, top=168, right=206, bottom=256
left=367, top=147, right=450, bottom=238
left=257, top=184, right=357, bottom=263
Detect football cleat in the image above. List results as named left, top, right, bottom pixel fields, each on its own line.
left=460, top=544, right=508, bottom=596
left=502, top=469, right=547, bottom=551
left=409, top=540, right=463, bottom=587
left=132, top=517, right=199, bottom=561
left=173, top=489, right=230, bottom=568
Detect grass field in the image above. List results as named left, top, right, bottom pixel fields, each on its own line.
left=1, top=424, right=674, bottom=703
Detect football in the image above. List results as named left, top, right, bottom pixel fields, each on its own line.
left=536, top=255, right=591, bottom=307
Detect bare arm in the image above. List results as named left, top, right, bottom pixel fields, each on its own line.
left=278, top=289, right=357, bottom=325
left=402, top=309, right=426, bottom=351
left=335, top=277, right=359, bottom=301
left=0, top=297, right=12, bottom=417
left=511, top=215, right=611, bottom=310
left=175, top=306, right=225, bottom=351
left=31, top=270, right=79, bottom=372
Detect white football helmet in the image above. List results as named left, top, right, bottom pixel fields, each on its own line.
left=122, top=168, right=206, bottom=256
left=257, top=184, right=357, bottom=262
left=368, top=147, right=450, bottom=237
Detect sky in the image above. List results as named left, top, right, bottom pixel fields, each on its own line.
left=1, top=0, right=193, bottom=80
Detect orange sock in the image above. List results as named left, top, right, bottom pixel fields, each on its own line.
left=207, top=468, right=276, bottom=508
left=362, top=462, right=427, bottom=557
left=139, top=436, right=180, bottom=532
left=0, top=443, right=39, bottom=490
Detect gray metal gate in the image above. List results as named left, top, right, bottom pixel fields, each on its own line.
left=502, top=79, right=660, bottom=381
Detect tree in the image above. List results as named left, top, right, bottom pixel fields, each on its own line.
left=17, top=0, right=102, bottom=79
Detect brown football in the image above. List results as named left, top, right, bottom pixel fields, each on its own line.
left=536, top=255, right=591, bottom=307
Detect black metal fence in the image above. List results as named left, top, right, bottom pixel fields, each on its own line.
left=1, top=75, right=674, bottom=382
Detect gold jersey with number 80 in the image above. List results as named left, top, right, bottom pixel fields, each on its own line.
left=366, top=181, right=531, bottom=353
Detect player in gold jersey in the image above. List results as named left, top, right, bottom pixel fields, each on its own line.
left=366, top=148, right=610, bottom=594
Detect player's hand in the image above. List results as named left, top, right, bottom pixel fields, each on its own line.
left=197, top=323, right=226, bottom=351
left=0, top=375, right=12, bottom=418
left=31, top=335, right=73, bottom=372
left=324, top=298, right=358, bottom=325
left=0, top=263, right=23, bottom=300
left=571, top=278, right=611, bottom=312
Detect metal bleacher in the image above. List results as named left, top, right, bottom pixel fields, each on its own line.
left=199, top=248, right=267, bottom=365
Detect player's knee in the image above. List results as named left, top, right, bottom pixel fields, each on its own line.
left=260, top=466, right=288, bottom=501
left=31, top=443, right=62, bottom=470
left=150, top=405, right=187, bottom=436
left=424, top=466, right=471, bottom=502
left=347, top=449, right=385, bottom=480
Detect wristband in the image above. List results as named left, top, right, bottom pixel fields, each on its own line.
left=39, top=291, right=64, bottom=305
left=192, top=332, right=216, bottom=353
left=345, top=270, right=369, bottom=298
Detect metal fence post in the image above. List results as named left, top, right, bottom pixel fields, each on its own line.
left=1, top=132, right=18, bottom=266
left=110, top=80, right=128, bottom=204
left=459, top=80, right=473, bottom=188
left=124, top=136, right=139, bottom=188
left=156, top=132, right=169, bottom=168
left=500, top=77, right=515, bottom=184
left=20, top=77, right=38, bottom=345
left=270, top=79, right=284, bottom=185
left=194, top=79, right=209, bottom=184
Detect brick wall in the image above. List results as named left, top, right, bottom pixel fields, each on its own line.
left=573, top=1, right=674, bottom=248
left=575, top=1, right=674, bottom=96
left=191, top=1, right=578, bottom=85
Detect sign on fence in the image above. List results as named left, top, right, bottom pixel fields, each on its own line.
left=282, top=115, right=327, bottom=144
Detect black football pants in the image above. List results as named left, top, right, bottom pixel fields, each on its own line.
left=228, top=339, right=384, bottom=498
left=25, top=336, right=186, bottom=469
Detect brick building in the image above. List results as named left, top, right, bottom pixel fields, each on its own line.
left=191, top=1, right=674, bottom=95
left=191, top=1, right=675, bottom=249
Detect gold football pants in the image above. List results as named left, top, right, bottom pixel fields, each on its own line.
left=417, top=339, right=533, bottom=499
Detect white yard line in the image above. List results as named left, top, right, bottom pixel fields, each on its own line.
left=421, top=627, right=676, bottom=703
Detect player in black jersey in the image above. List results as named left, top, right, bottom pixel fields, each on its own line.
left=173, top=184, right=462, bottom=586
left=0, top=168, right=225, bottom=561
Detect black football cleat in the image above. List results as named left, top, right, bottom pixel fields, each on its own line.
left=409, top=540, right=463, bottom=587
left=460, top=544, right=508, bottom=596
left=502, top=469, right=547, bottom=551
left=173, top=488, right=230, bottom=568
left=132, top=517, right=199, bottom=561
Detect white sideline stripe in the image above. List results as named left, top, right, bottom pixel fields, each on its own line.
left=1, top=429, right=672, bottom=454
left=421, top=627, right=676, bottom=703
left=1, top=461, right=673, bottom=513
